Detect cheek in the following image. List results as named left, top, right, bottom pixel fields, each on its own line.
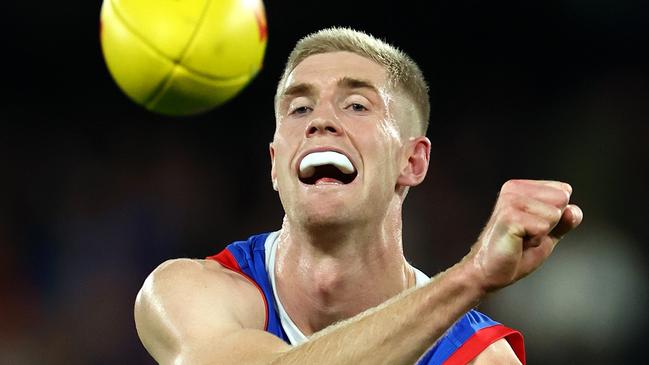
left=364, top=120, right=404, bottom=184
left=273, top=125, right=302, bottom=176
left=378, top=117, right=402, bottom=143
left=373, top=119, right=402, bottom=162
left=275, top=120, right=304, bottom=146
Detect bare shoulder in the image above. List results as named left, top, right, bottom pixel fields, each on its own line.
left=136, top=258, right=260, bottom=298
left=134, top=258, right=267, bottom=363
left=469, top=339, right=522, bottom=365
left=135, top=258, right=266, bottom=330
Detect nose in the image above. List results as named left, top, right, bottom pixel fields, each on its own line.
left=305, top=113, right=343, bottom=138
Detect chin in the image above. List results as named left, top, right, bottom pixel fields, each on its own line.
left=294, top=199, right=360, bottom=231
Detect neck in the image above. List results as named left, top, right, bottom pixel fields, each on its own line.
left=274, top=199, right=415, bottom=336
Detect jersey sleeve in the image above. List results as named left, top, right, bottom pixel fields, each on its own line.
left=417, top=309, right=525, bottom=365
left=205, top=233, right=291, bottom=343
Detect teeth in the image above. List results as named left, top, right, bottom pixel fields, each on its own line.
left=299, top=151, right=355, bottom=178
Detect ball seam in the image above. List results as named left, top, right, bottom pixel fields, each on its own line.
left=144, top=0, right=214, bottom=107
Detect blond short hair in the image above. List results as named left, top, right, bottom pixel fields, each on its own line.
left=275, top=27, right=430, bottom=136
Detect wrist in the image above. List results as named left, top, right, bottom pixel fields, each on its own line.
left=447, top=258, right=489, bottom=302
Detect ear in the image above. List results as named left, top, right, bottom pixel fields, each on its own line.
left=396, top=136, right=431, bottom=187
left=269, top=142, right=278, bottom=191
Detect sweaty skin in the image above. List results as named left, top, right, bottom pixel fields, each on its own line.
left=134, top=51, right=582, bottom=365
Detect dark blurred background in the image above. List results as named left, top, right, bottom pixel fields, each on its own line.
left=2, top=0, right=648, bottom=364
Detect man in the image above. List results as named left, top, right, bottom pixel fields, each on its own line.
left=134, top=28, right=583, bottom=364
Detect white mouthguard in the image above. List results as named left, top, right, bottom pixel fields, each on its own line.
left=299, top=151, right=355, bottom=178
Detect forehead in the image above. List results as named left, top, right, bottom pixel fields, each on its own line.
left=283, top=51, right=388, bottom=92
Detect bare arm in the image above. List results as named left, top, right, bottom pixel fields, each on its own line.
left=135, top=179, right=582, bottom=365
left=135, top=257, right=484, bottom=365
left=470, top=339, right=522, bottom=364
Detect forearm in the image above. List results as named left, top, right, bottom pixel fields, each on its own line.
left=271, top=263, right=485, bottom=365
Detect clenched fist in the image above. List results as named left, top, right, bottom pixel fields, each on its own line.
left=467, top=179, right=583, bottom=292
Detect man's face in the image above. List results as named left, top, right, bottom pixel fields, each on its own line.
left=271, top=51, right=411, bottom=228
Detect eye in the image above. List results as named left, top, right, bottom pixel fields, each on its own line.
left=290, top=105, right=312, bottom=115
left=347, top=103, right=368, bottom=112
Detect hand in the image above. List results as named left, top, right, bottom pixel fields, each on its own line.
left=466, top=179, right=583, bottom=292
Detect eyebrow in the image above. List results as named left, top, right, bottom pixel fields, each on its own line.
left=281, top=77, right=380, bottom=101
left=337, top=77, right=379, bottom=93
left=281, top=83, right=315, bottom=101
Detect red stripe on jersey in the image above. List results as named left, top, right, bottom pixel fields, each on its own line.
left=443, top=324, right=525, bottom=365
left=207, top=249, right=269, bottom=330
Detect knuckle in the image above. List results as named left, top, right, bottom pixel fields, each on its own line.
left=562, top=182, right=573, bottom=195
left=499, top=204, right=517, bottom=219
left=510, top=194, right=532, bottom=213
left=501, top=179, right=519, bottom=193
left=498, top=191, right=516, bottom=205
left=554, top=181, right=572, bottom=200
left=540, top=205, right=561, bottom=222
left=539, top=220, right=552, bottom=234
left=556, top=189, right=571, bottom=206
left=502, top=208, right=524, bottom=229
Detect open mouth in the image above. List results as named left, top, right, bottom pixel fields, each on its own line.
left=298, top=151, right=358, bottom=185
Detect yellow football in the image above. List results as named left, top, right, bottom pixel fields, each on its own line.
left=100, top=0, right=267, bottom=116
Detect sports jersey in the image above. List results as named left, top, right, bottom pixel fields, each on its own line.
left=207, top=232, right=526, bottom=364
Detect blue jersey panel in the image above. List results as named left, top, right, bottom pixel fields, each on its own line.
left=417, top=310, right=500, bottom=365
left=224, top=233, right=290, bottom=343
